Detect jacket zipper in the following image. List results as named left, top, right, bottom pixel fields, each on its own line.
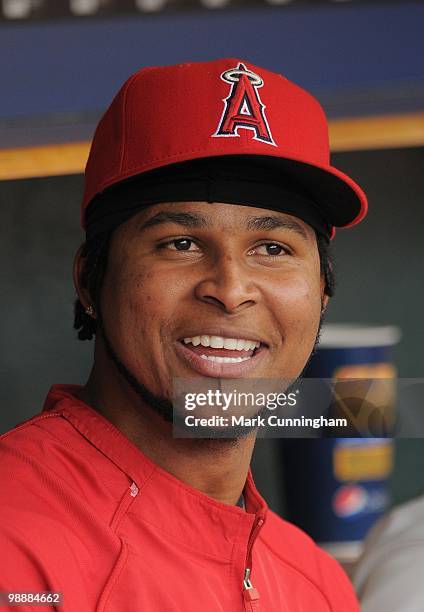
left=242, top=518, right=264, bottom=612
left=243, top=568, right=260, bottom=611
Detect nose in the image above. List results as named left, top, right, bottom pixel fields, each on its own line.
left=194, top=254, right=260, bottom=314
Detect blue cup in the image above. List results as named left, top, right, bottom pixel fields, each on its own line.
left=282, top=324, right=401, bottom=560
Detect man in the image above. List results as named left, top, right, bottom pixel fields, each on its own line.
left=0, top=58, right=367, bottom=610
left=353, top=493, right=424, bottom=611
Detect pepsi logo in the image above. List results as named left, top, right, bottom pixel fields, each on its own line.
left=332, top=484, right=368, bottom=518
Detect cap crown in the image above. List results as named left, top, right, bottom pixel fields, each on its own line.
left=82, top=58, right=330, bottom=222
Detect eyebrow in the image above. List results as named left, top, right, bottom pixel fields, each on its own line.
left=246, top=214, right=309, bottom=241
left=139, top=211, right=211, bottom=231
left=139, top=209, right=309, bottom=241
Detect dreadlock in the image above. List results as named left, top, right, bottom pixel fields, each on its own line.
left=73, top=231, right=112, bottom=341
left=316, top=232, right=336, bottom=298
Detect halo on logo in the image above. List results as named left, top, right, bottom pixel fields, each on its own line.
left=221, top=68, right=263, bottom=87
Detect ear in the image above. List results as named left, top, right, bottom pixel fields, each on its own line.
left=320, top=275, right=330, bottom=314
left=321, top=292, right=330, bottom=314
left=73, top=244, right=94, bottom=313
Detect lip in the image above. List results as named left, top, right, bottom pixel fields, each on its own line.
left=178, top=328, right=269, bottom=346
left=175, top=341, right=268, bottom=378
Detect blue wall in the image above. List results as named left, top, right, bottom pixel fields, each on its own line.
left=1, top=2, right=424, bottom=147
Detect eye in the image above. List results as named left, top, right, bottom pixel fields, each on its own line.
left=161, top=238, right=199, bottom=251
left=248, top=242, right=289, bottom=257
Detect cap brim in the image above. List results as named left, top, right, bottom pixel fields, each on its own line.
left=87, top=152, right=368, bottom=237
left=219, top=154, right=368, bottom=229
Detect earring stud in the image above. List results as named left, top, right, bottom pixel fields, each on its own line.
left=85, top=305, right=95, bottom=317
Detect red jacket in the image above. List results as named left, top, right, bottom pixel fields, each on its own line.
left=0, top=385, right=359, bottom=611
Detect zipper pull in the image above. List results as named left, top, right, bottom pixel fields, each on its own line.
left=243, top=568, right=260, bottom=610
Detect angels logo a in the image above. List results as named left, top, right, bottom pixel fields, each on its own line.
left=212, top=62, right=276, bottom=146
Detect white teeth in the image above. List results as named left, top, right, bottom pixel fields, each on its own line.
left=236, top=338, right=246, bottom=351
left=183, top=335, right=261, bottom=351
left=210, top=336, right=224, bottom=348
left=200, top=355, right=252, bottom=363
left=223, top=338, right=238, bottom=350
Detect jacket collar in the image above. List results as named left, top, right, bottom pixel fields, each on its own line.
left=43, top=384, right=268, bottom=560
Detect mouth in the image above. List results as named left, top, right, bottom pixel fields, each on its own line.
left=175, top=333, right=268, bottom=378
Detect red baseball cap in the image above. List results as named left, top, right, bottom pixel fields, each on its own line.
left=82, top=58, right=368, bottom=235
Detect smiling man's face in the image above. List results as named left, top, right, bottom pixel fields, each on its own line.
left=96, top=201, right=327, bottom=413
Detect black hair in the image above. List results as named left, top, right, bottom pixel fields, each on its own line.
left=73, top=232, right=111, bottom=341
left=317, top=231, right=336, bottom=297
left=73, top=229, right=335, bottom=341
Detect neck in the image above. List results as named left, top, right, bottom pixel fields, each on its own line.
left=79, top=356, right=256, bottom=507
